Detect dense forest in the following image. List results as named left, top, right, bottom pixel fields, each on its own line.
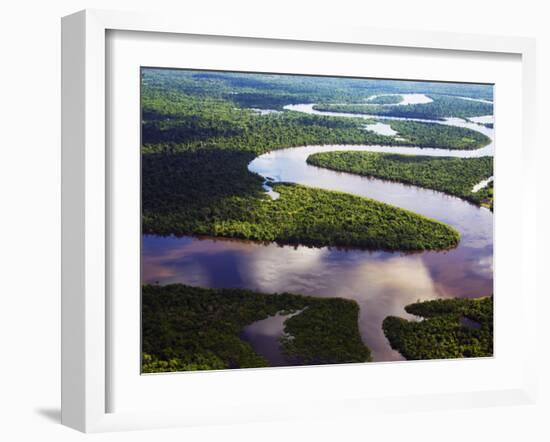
left=142, top=69, right=493, bottom=107
left=382, top=297, right=493, bottom=360
left=387, top=120, right=490, bottom=150
left=143, top=151, right=460, bottom=250
left=142, top=89, right=490, bottom=152
left=142, top=96, right=391, bottom=150
left=141, top=80, right=466, bottom=251
left=142, top=284, right=371, bottom=372
left=140, top=69, right=494, bottom=371
left=479, top=181, right=494, bottom=210
left=307, top=151, right=494, bottom=206
left=313, top=95, right=493, bottom=121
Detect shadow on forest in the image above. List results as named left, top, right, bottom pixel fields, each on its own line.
left=142, top=148, right=264, bottom=217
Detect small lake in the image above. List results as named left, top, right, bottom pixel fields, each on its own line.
left=142, top=100, right=494, bottom=364
left=366, top=93, right=433, bottom=105
left=363, top=122, right=397, bottom=136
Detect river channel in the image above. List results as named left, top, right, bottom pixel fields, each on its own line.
left=142, top=94, right=494, bottom=363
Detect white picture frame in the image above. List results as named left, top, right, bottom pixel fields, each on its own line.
left=61, top=9, right=538, bottom=433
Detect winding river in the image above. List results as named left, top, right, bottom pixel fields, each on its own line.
left=142, top=94, right=494, bottom=364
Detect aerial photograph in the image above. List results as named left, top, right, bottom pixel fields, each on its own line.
left=140, top=68, right=494, bottom=373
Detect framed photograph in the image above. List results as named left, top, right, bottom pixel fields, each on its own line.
left=61, top=9, right=538, bottom=432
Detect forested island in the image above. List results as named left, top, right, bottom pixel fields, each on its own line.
left=143, top=152, right=459, bottom=251
left=307, top=151, right=494, bottom=207
left=386, top=120, right=490, bottom=150
left=382, top=297, right=493, bottom=360
left=367, top=94, right=404, bottom=104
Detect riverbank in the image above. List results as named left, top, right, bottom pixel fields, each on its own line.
left=306, top=151, right=493, bottom=207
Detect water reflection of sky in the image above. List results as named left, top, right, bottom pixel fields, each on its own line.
left=142, top=99, right=494, bottom=364
left=142, top=233, right=493, bottom=362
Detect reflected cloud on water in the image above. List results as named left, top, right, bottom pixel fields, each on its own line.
left=142, top=234, right=492, bottom=362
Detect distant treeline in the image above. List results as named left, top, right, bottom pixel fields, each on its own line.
left=142, top=68, right=494, bottom=107
left=307, top=151, right=493, bottom=206
left=367, top=94, right=404, bottom=104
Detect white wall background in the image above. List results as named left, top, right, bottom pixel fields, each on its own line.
left=0, top=1, right=547, bottom=440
